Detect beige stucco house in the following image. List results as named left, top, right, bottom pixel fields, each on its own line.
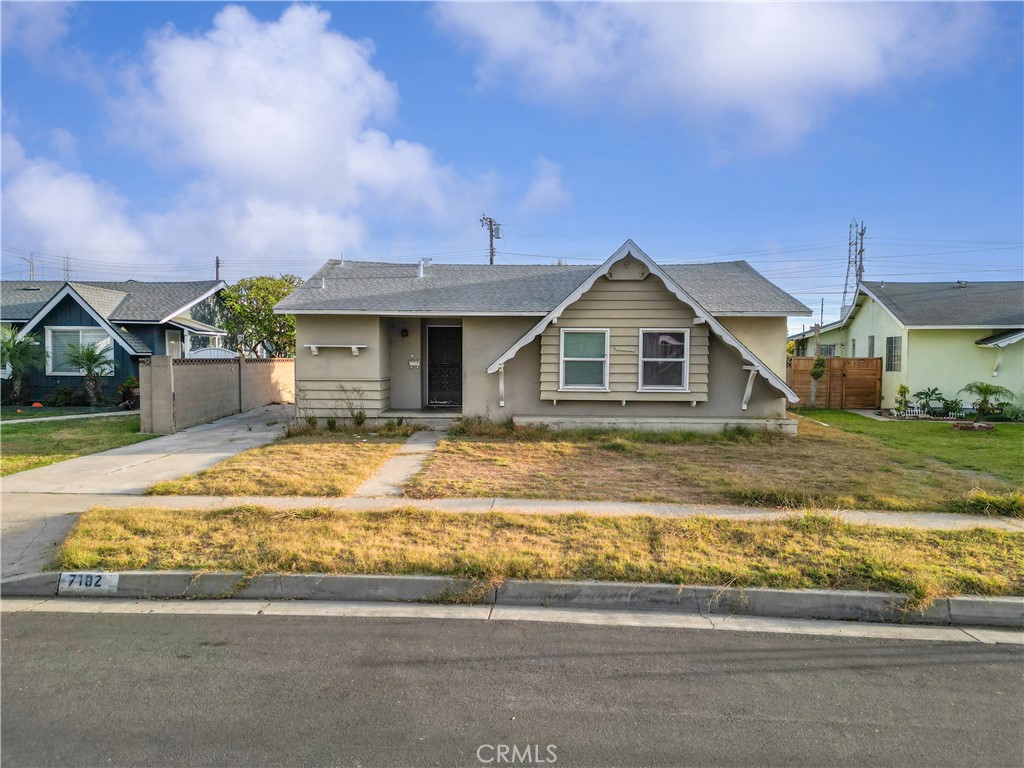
left=790, top=280, right=1024, bottom=408
left=276, top=241, right=812, bottom=432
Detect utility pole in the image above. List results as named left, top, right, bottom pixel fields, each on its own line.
left=63, top=252, right=72, bottom=280
left=855, top=221, right=866, bottom=283
left=29, top=252, right=35, bottom=281
left=215, top=256, right=221, bottom=281
left=480, top=215, right=502, bottom=265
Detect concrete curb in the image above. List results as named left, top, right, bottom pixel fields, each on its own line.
left=3, top=572, right=1021, bottom=627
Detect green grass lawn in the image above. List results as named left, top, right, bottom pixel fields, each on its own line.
left=0, top=415, right=155, bottom=475
left=0, top=405, right=124, bottom=421
left=800, top=410, right=1024, bottom=484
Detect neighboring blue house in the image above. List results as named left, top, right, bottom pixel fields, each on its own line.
left=1, top=279, right=227, bottom=401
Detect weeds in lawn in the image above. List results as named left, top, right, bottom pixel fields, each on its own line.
left=946, top=489, right=1024, bottom=518
left=57, top=506, right=1024, bottom=607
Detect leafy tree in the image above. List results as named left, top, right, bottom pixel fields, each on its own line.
left=958, top=381, right=1017, bottom=422
left=221, top=275, right=303, bottom=357
left=0, top=326, right=46, bottom=404
left=66, top=342, right=116, bottom=406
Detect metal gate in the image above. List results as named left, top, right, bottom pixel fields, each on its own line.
left=787, top=357, right=882, bottom=409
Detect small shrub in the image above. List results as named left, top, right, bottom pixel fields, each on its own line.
left=305, top=415, right=318, bottom=429
left=326, top=417, right=337, bottom=431
left=44, top=384, right=76, bottom=407
left=383, top=419, right=397, bottom=430
left=353, top=410, right=367, bottom=427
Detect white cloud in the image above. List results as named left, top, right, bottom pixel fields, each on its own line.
left=1, top=133, right=149, bottom=269
left=435, top=3, right=986, bottom=147
left=3, top=4, right=491, bottom=276
left=116, top=3, right=475, bottom=222
left=519, top=156, right=570, bottom=216
left=1, top=2, right=72, bottom=58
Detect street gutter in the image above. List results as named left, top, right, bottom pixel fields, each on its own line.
left=2, top=572, right=1022, bottom=628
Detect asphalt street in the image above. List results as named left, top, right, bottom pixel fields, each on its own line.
left=4, top=612, right=1022, bottom=768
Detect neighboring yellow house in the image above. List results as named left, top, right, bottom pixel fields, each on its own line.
left=790, top=280, right=1024, bottom=409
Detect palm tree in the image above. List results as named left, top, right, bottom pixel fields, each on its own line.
left=66, top=342, right=116, bottom=406
left=913, top=387, right=943, bottom=415
left=958, top=381, right=1017, bottom=422
left=0, top=326, right=46, bottom=404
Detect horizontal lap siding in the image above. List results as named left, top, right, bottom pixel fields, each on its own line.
left=539, top=275, right=710, bottom=402
left=296, top=378, right=390, bottom=416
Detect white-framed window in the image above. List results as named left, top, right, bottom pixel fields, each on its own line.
left=819, top=344, right=837, bottom=358
left=165, top=329, right=183, bottom=358
left=638, top=328, right=689, bottom=391
left=559, top=329, right=609, bottom=390
left=45, top=327, right=114, bottom=376
left=885, top=336, right=902, bottom=372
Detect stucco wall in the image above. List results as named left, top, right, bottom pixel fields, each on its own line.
left=907, top=329, right=1024, bottom=404
left=294, top=315, right=390, bottom=416
left=718, top=316, right=788, bottom=378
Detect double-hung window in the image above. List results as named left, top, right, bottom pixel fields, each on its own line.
left=560, top=329, right=609, bottom=390
left=46, top=327, right=113, bottom=376
left=639, top=329, right=689, bottom=390
left=885, top=336, right=902, bottom=372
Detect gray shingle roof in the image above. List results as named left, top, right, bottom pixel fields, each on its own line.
left=1, top=280, right=222, bottom=323
left=114, top=328, right=153, bottom=355
left=862, top=281, right=1024, bottom=327
left=276, top=259, right=811, bottom=316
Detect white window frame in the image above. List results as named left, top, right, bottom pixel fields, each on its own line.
left=637, top=328, right=690, bottom=392
left=885, top=336, right=902, bottom=372
left=45, top=326, right=115, bottom=377
left=559, top=328, right=610, bottom=391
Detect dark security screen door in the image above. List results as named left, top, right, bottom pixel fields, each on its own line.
left=427, top=326, right=462, bottom=407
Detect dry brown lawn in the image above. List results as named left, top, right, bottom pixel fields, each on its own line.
left=56, top=506, right=1024, bottom=605
left=405, top=419, right=1021, bottom=513
left=149, top=434, right=402, bottom=496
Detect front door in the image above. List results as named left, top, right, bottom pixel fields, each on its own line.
left=427, top=326, right=462, bottom=407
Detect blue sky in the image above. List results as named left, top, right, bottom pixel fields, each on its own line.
left=2, top=1, right=1022, bottom=330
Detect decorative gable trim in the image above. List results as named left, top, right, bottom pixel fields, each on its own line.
left=14, top=284, right=141, bottom=355
left=487, top=240, right=800, bottom=403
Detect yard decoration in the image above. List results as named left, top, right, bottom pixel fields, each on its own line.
left=0, top=326, right=46, bottom=405
left=31, top=402, right=42, bottom=407
left=958, top=381, right=1017, bottom=423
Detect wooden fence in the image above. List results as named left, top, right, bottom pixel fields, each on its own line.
left=787, top=357, right=882, bottom=409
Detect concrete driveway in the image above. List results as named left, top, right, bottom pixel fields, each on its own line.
left=1, top=404, right=291, bottom=577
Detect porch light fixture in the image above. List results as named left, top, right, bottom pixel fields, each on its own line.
left=401, top=328, right=409, bottom=338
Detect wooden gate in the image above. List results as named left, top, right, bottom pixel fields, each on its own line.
left=787, top=357, right=881, bottom=409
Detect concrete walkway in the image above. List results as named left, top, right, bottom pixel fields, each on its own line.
left=351, top=430, right=445, bottom=497
left=0, top=409, right=139, bottom=425
left=1, top=405, right=290, bottom=577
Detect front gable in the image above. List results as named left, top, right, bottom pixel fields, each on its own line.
left=538, top=270, right=711, bottom=402
left=490, top=240, right=798, bottom=404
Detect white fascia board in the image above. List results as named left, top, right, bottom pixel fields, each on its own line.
left=487, top=239, right=801, bottom=403
left=15, top=284, right=139, bottom=355
left=157, top=281, right=227, bottom=324
left=856, top=285, right=908, bottom=329
left=274, top=309, right=547, bottom=317
left=714, top=310, right=814, bottom=317
left=908, top=325, right=1023, bottom=330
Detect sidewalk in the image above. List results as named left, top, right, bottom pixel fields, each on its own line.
left=0, top=409, right=139, bottom=425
